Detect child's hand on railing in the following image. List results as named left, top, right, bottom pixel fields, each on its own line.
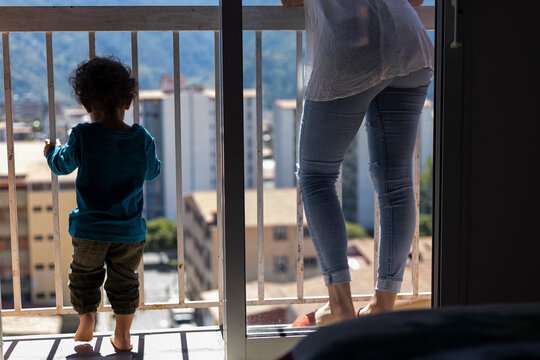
left=44, top=138, right=61, bottom=157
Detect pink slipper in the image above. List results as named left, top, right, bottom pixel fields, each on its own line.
left=291, top=309, right=318, bottom=327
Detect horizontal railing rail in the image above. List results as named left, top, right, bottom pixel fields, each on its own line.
left=0, top=6, right=433, bottom=32
left=0, top=5, right=434, bottom=322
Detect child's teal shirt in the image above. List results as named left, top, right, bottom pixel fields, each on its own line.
left=46, top=122, right=161, bottom=243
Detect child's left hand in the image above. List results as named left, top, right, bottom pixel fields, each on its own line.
left=44, top=138, right=61, bottom=157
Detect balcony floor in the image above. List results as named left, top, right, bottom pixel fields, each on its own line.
left=2, top=326, right=224, bottom=360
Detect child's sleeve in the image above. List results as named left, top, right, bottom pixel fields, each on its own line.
left=46, top=129, right=79, bottom=175
left=145, top=138, right=161, bottom=181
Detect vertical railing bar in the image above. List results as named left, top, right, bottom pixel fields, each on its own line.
left=337, top=167, right=343, bottom=205
left=373, top=197, right=380, bottom=287
left=87, top=31, right=104, bottom=311
left=255, top=31, right=264, bottom=302
left=46, top=32, right=63, bottom=310
left=173, top=31, right=185, bottom=304
left=2, top=32, right=22, bottom=312
left=130, top=31, right=144, bottom=308
left=412, top=120, right=421, bottom=296
left=295, top=30, right=304, bottom=300
left=214, top=31, right=224, bottom=325
left=88, top=32, right=95, bottom=60
left=131, top=31, right=140, bottom=125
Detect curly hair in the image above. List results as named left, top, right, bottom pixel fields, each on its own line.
left=69, top=56, right=138, bottom=117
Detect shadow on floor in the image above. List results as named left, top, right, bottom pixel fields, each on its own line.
left=3, top=329, right=205, bottom=360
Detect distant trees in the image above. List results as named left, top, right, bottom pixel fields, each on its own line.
left=145, top=217, right=177, bottom=251
left=419, top=156, right=433, bottom=236
left=346, top=221, right=370, bottom=239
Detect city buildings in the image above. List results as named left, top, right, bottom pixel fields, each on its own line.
left=0, top=141, right=76, bottom=306
left=0, top=177, right=31, bottom=306
left=272, top=99, right=297, bottom=189
left=139, top=77, right=257, bottom=220
left=183, top=188, right=320, bottom=299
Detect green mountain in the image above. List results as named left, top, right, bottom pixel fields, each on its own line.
left=0, top=1, right=298, bottom=109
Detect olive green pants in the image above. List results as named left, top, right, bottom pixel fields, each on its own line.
left=69, top=238, right=145, bottom=315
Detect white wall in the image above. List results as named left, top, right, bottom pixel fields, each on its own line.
left=272, top=104, right=296, bottom=188
left=152, top=90, right=257, bottom=221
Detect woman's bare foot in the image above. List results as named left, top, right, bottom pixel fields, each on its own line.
left=74, top=312, right=96, bottom=342
left=314, top=282, right=357, bottom=326
left=358, top=290, right=397, bottom=316
left=110, top=335, right=133, bottom=352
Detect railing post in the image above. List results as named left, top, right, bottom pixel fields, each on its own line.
left=173, top=30, right=185, bottom=304
left=295, top=30, right=304, bottom=301
left=412, top=119, right=421, bottom=297
left=46, top=32, right=64, bottom=310
left=255, top=31, right=265, bottom=302
left=219, top=0, right=246, bottom=359
left=3, top=32, right=22, bottom=313
left=214, top=30, right=225, bottom=326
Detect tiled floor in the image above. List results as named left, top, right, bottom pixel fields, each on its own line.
left=2, top=327, right=224, bottom=360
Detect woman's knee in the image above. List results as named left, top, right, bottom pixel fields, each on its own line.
left=298, top=169, right=340, bottom=198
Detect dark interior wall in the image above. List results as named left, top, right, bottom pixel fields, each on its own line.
left=437, top=0, right=540, bottom=305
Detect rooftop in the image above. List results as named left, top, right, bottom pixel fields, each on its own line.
left=188, top=188, right=307, bottom=227
left=0, top=141, right=77, bottom=183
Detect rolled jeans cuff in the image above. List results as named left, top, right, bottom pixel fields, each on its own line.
left=323, top=266, right=351, bottom=286
left=375, top=276, right=402, bottom=293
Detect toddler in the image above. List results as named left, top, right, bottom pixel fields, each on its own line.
left=44, top=56, right=161, bottom=352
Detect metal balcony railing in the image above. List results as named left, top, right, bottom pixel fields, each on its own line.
left=0, top=4, right=435, bottom=358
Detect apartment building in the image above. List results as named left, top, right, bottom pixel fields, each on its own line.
left=139, top=78, right=257, bottom=221
left=183, top=188, right=320, bottom=299
left=0, top=177, right=31, bottom=305
left=1, top=141, right=76, bottom=306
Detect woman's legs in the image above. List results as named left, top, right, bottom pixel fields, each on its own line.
left=298, top=83, right=386, bottom=324
left=363, top=80, right=429, bottom=313
left=298, top=68, right=431, bottom=323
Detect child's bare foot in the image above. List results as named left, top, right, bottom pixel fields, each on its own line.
left=110, top=313, right=135, bottom=352
left=358, top=290, right=397, bottom=316
left=110, top=335, right=133, bottom=352
left=74, top=312, right=96, bottom=342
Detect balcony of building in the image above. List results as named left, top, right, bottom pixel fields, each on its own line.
left=0, top=3, right=436, bottom=359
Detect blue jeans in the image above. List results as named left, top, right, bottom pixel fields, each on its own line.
left=298, top=68, right=431, bottom=292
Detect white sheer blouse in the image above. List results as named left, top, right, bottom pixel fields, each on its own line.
left=304, top=0, right=434, bottom=101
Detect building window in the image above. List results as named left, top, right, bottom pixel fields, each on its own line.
left=34, top=235, right=43, bottom=241
left=35, top=264, right=44, bottom=270
left=46, top=205, right=53, bottom=212
left=36, top=292, right=45, bottom=299
left=274, top=227, right=288, bottom=241
left=49, top=292, right=55, bottom=298
left=274, top=256, right=289, bottom=273
left=33, top=206, right=42, bottom=212
left=48, top=234, right=54, bottom=241
left=304, top=257, right=318, bottom=269
left=49, top=264, right=55, bottom=270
